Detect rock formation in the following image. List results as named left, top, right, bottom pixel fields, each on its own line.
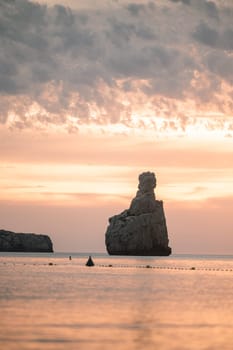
left=0, top=229, right=53, bottom=252
left=105, top=171, right=171, bottom=256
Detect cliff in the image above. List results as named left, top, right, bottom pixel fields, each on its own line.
left=0, top=229, right=53, bottom=252
left=105, top=171, right=171, bottom=256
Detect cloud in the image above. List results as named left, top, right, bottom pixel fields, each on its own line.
left=169, top=0, right=191, bottom=5
left=192, top=21, right=219, bottom=47
left=207, top=51, right=233, bottom=84
left=192, top=21, right=233, bottom=50
left=126, top=3, right=149, bottom=16
left=204, top=1, right=219, bottom=19
left=0, top=0, right=232, bottom=131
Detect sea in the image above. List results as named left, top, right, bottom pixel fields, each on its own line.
left=0, top=253, right=232, bottom=350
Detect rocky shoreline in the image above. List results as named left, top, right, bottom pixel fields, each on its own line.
left=0, top=229, right=53, bottom=253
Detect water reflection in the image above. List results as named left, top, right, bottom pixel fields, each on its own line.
left=0, top=254, right=233, bottom=350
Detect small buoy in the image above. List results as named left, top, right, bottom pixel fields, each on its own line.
left=86, top=255, right=94, bottom=267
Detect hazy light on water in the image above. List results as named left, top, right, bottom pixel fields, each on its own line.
left=0, top=254, right=233, bottom=350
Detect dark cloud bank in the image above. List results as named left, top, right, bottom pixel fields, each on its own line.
left=0, top=0, right=232, bottom=130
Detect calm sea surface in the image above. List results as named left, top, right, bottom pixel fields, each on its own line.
left=0, top=253, right=232, bottom=350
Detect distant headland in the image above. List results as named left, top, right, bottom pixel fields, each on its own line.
left=105, top=171, right=171, bottom=256
left=0, top=229, right=53, bottom=253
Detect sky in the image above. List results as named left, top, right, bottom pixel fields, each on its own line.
left=0, top=0, right=232, bottom=254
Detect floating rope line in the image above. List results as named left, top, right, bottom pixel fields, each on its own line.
left=0, top=262, right=232, bottom=272
left=96, top=264, right=232, bottom=272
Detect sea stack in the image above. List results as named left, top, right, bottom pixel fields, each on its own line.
left=105, top=171, right=171, bottom=256
left=0, top=229, right=53, bottom=252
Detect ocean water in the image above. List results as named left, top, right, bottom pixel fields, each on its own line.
left=0, top=253, right=232, bottom=350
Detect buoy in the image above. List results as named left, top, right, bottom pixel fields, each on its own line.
left=86, top=255, right=94, bottom=267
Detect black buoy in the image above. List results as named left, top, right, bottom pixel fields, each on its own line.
left=86, top=255, right=95, bottom=267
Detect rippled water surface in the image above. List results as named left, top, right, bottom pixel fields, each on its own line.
left=0, top=253, right=233, bottom=350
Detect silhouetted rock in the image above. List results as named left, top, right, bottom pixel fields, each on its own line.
left=105, top=172, right=171, bottom=256
left=0, top=229, right=53, bottom=252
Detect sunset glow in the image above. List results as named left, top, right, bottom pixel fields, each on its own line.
left=0, top=0, right=232, bottom=253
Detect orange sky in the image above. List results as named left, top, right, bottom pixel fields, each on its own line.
left=1, top=126, right=232, bottom=254
left=0, top=0, right=232, bottom=253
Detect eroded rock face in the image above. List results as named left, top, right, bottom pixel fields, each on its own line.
left=0, top=229, right=53, bottom=252
left=105, top=172, right=171, bottom=256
